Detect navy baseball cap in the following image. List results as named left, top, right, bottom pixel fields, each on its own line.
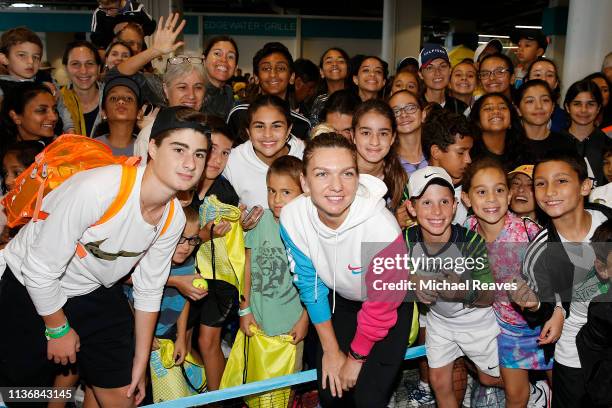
left=418, top=44, right=450, bottom=69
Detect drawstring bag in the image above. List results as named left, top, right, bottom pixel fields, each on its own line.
left=408, top=302, right=419, bottom=346
left=220, top=326, right=297, bottom=408
left=149, top=339, right=207, bottom=402
left=196, top=195, right=245, bottom=297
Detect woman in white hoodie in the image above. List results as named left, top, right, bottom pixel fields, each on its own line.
left=280, top=133, right=413, bottom=407
left=223, top=94, right=305, bottom=210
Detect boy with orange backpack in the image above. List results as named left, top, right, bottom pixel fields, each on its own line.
left=0, top=106, right=209, bottom=407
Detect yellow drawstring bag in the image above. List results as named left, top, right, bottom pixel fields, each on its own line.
left=220, top=326, right=296, bottom=408
left=408, top=302, right=419, bottom=346
left=149, top=339, right=207, bottom=403
left=197, top=195, right=245, bottom=296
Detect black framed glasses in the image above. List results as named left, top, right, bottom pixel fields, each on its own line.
left=392, top=103, right=419, bottom=117
left=178, top=236, right=202, bottom=246
left=479, top=68, right=511, bottom=80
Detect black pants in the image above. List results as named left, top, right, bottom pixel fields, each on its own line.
left=316, top=294, right=413, bottom=408
left=0, top=268, right=135, bottom=394
left=552, top=361, right=597, bottom=408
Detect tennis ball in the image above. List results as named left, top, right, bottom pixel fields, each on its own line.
left=192, top=278, right=208, bottom=290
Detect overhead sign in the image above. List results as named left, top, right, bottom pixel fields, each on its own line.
left=203, top=16, right=296, bottom=37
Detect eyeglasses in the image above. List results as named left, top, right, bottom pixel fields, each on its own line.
left=392, top=103, right=419, bottom=117
left=178, top=236, right=202, bottom=246
left=482, top=103, right=509, bottom=113
left=422, top=62, right=450, bottom=74
left=479, top=68, right=511, bottom=80
left=259, top=64, right=289, bottom=74
left=167, top=56, right=204, bottom=66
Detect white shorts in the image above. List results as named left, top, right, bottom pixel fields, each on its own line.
left=425, top=322, right=500, bottom=377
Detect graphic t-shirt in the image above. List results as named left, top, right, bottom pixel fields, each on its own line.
left=245, top=210, right=303, bottom=336
left=405, top=223, right=496, bottom=332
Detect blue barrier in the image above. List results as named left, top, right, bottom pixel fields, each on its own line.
left=145, top=345, right=426, bottom=407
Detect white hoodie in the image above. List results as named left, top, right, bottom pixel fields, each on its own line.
left=280, top=174, right=408, bottom=356
left=223, top=137, right=305, bottom=209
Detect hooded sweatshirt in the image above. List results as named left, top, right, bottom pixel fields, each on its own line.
left=279, top=174, right=408, bottom=356
left=223, top=136, right=305, bottom=209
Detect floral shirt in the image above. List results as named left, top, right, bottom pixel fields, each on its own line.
left=465, top=212, right=540, bottom=327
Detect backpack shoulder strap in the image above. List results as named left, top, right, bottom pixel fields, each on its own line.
left=94, top=165, right=137, bottom=227
left=159, top=200, right=175, bottom=237
left=76, top=165, right=137, bottom=259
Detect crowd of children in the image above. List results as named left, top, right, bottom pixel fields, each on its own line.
left=0, top=5, right=610, bottom=408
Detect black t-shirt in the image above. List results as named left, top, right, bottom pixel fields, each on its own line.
left=523, top=131, right=576, bottom=163
left=83, top=106, right=99, bottom=137
left=440, top=95, right=469, bottom=115
left=471, top=137, right=525, bottom=172
left=190, top=176, right=240, bottom=214
left=564, top=128, right=612, bottom=187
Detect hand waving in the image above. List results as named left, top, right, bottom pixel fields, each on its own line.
left=151, top=13, right=186, bottom=57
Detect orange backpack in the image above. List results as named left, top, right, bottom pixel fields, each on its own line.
left=2, top=135, right=176, bottom=258
left=2, top=134, right=143, bottom=228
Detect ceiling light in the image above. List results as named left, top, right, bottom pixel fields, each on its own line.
left=514, top=25, right=542, bottom=29
left=478, top=34, right=510, bottom=39
left=9, top=2, right=43, bottom=7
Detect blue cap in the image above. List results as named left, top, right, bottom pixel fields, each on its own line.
left=418, top=44, right=450, bottom=69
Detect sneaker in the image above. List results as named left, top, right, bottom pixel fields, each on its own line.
left=405, top=381, right=435, bottom=407
left=528, top=380, right=551, bottom=408
left=387, top=390, right=397, bottom=408
left=221, top=338, right=232, bottom=358
left=462, top=374, right=473, bottom=408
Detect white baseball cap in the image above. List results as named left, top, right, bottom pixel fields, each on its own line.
left=408, top=166, right=454, bottom=198
left=474, top=39, right=503, bottom=63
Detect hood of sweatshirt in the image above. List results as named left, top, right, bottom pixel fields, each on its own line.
left=235, top=136, right=305, bottom=173
left=307, top=173, right=389, bottom=238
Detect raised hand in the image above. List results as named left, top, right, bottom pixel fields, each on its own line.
left=150, top=13, right=186, bottom=57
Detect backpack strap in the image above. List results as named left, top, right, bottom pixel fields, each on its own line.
left=75, top=167, right=175, bottom=258
left=76, top=165, right=137, bottom=258
left=159, top=200, right=175, bottom=237
left=94, top=165, right=137, bottom=226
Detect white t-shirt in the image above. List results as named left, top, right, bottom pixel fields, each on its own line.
left=0, top=165, right=185, bottom=315
left=590, top=183, right=612, bottom=208
left=454, top=185, right=468, bottom=225
left=555, top=209, right=608, bottom=368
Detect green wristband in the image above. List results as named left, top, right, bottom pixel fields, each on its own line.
left=238, top=306, right=252, bottom=317
left=45, top=321, right=68, bottom=334
left=45, top=321, right=70, bottom=340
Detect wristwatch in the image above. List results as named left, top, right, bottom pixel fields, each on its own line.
left=348, top=347, right=367, bottom=362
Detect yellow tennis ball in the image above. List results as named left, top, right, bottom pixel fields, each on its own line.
left=192, top=278, right=208, bottom=290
